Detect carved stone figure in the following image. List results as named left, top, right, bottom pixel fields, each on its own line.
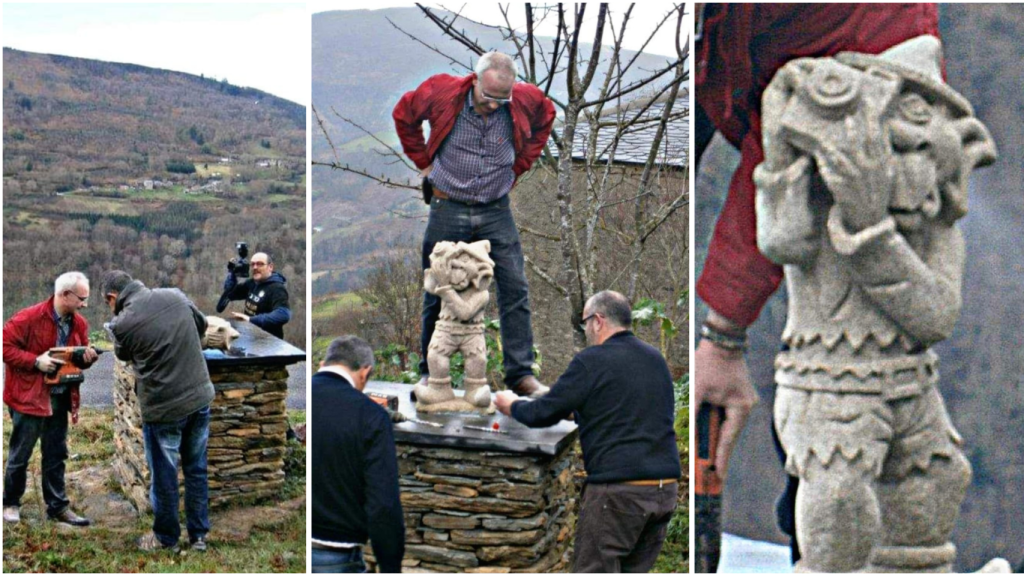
left=414, top=240, right=496, bottom=414
left=203, top=316, right=240, bottom=351
left=756, top=36, right=1008, bottom=572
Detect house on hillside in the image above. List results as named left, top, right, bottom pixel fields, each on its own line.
left=511, top=89, right=689, bottom=379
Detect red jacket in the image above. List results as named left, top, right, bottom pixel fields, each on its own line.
left=3, top=296, right=88, bottom=422
left=393, top=73, right=556, bottom=178
left=695, top=3, right=941, bottom=327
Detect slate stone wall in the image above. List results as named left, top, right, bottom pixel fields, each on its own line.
left=365, top=442, right=581, bottom=573
left=112, top=360, right=290, bottom=511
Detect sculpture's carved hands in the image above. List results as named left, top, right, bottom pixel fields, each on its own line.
left=813, top=115, right=897, bottom=232
left=694, top=336, right=759, bottom=481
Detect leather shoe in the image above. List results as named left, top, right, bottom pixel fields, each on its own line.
left=51, top=508, right=91, bottom=527
left=512, top=375, right=549, bottom=398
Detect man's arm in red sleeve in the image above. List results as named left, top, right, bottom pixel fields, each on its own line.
left=2, top=310, right=39, bottom=371
left=392, top=76, right=438, bottom=171
left=513, top=89, right=555, bottom=176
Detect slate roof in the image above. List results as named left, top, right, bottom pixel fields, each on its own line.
left=553, top=89, right=688, bottom=168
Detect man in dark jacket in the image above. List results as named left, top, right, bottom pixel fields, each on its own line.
left=216, top=251, right=291, bottom=339
left=393, top=51, right=555, bottom=399
left=101, top=270, right=215, bottom=553
left=311, top=335, right=404, bottom=573
left=3, top=271, right=98, bottom=526
left=495, top=291, right=681, bottom=573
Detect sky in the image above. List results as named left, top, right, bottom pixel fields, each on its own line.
left=310, top=1, right=690, bottom=61
left=1, top=3, right=311, bottom=105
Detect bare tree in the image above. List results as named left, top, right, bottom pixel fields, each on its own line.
left=315, top=3, right=689, bottom=351
left=356, top=249, right=423, bottom=370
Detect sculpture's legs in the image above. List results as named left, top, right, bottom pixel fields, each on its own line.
left=868, top=452, right=971, bottom=572
left=462, top=334, right=491, bottom=408
left=416, top=335, right=456, bottom=406
left=793, top=457, right=880, bottom=573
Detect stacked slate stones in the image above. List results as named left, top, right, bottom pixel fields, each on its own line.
left=365, top=443, right=581, bottom=573
left=112, top=360, right=291, bottom=510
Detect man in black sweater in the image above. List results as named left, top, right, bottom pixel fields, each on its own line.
left=217, top=251, right=291, bottom=339
left=311, top=336, right=404, bottom=573
left=495, top=290, right=681, bottom=573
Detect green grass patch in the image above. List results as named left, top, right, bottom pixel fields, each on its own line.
left=312, top=292, right=363, bottom=321
left=2, top=407, right=306, bottom=573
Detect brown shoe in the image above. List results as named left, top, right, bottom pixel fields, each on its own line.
left=50, top=508, right=91, bottom=527
left=512, top=375, right=549, bottom=398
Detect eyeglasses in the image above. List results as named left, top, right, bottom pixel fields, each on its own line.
left=251, top=262, right=269, bottom=268
left=65, top=291, right=89, bottom=305
left=480, top=89, right=512, bottom=105
left=579, top=313, right=602, bottom=331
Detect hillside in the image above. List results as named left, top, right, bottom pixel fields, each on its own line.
left=2, top=48, right=308, bottom=347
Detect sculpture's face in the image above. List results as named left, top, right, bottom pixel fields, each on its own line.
left=449, top=259, right=471, bottom=291
left=887, top=94, right=958, bottom=231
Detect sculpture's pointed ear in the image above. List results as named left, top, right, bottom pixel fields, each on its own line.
left=941, top=117, right=998, bottom=223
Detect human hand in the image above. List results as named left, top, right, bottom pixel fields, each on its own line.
left=693, top=337, right=758, bottom=481
left=35, top=352, right=65, bottom=375
left=230, top=312, right=249, bottom=322
left=82, top=347, right=99, bottom=364
left=420, top=164, right=434, bottom=179
left=494, top=391, right=520, bottom=417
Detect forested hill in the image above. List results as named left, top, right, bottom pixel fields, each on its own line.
left=3, top=47, right=305, bottom=193
left=2, top=48, right=308, bottom=348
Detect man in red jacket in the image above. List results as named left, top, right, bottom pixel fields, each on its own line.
left=692, top=3, right=943, bottom=563
left=3, top=271, right=99, bottom=526
left=393, top=51, right=555, bottom=398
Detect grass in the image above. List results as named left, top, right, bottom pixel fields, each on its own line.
left=311, top=292, right=363, bottom=321
left=2, top=407, right=306, bottom=573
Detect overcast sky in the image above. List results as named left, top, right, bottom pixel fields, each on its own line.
left=2, top=3, right=311, bottom=105
left=311, top=1, right=689, bottom=60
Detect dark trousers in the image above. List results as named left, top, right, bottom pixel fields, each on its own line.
left=3, top=393, right=72, bottom=517
left=143, top=405, right=211, bottom=547
left=312, top=547, right=366, bottom=573
left=573, top=482, right=679, bottom=573
left=420, top=194, right=534, bottom=388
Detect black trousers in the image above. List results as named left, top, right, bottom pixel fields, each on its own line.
left=573, top=482, right=679, bottom=573
left=3, top=392, right=72, bottom=517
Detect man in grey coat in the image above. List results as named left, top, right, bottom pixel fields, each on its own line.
left=100, top=270, right=215, bottom=553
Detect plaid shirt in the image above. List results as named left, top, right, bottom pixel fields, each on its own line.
left=429, top=91, right=515, bottom=204
left=49, top=306, right=72, bottom=395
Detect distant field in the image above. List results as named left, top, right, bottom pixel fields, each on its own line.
left=312, top=292, right=363, bottom=320
left=194, top=164, right=236, bottom=178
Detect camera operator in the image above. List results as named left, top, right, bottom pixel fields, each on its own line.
left=217, top=251, right=291, bottom=339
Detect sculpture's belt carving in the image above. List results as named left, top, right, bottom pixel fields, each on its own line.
left=776, top=349, right=938, bottom=399
left=436, top=319, right=485, bottom=335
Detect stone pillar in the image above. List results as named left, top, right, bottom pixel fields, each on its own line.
left=362, top=382, right=581, bottom=573
left=112, top=320, right=304, bottom=511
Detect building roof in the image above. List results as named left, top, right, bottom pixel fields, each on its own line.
left=554, top=89, right=688, bottom=168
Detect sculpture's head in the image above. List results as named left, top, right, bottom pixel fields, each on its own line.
left=204, top=316, right=240, bottom=351
left=450, top=240, right=495, bottom=292
left=767, top=36, right=997, bottom=230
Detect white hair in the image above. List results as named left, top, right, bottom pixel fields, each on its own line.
left=475, top=52, right=518, bottom=80
left=54, top=271, right=89, bottom=296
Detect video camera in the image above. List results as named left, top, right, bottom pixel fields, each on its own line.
left=227, top=242, right=250, bottom=279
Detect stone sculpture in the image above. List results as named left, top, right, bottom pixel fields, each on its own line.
left=203, top=316, right=240, bottom=351
left=414, top=240, right=496, bottom=414
left=756, top=36, right=1008, bottom=572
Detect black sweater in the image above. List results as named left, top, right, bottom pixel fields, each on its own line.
left=511, top=331, right=681, bottom=484
left=311, top=371, right=405, bottom=573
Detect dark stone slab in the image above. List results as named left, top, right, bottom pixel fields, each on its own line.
left=366, top=381, right=578, bottom=457
left=202, top=320, right=305, bottom=368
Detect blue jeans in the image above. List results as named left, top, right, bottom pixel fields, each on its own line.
left=3, top=393, right=71, bottom=517
left=420, top=194, right=534, bottom=388
left=312, top=547, right=366, bottom=573
left=143, top=405, right=211, bottom=547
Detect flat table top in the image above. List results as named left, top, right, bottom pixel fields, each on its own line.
left=366, top=381, right=579, bottom=457
left=202, top=319, right=305, bottom=368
